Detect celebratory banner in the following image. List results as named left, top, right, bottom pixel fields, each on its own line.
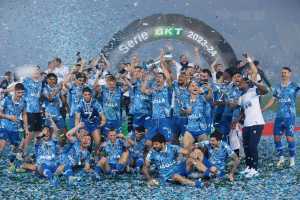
left=100, top=13, right=237, bottom=72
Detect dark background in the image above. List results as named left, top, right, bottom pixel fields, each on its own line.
left=0, top=0, right=299, bottom=80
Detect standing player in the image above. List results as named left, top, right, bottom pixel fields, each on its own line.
left=20, top=66, right=43, bottom=156
left=101, top=75, right=124, bottom=136
left=263, top=67, right=300, bottom=167
left=42, top=73, right=66, bottom=133
left=75, top=87, right=106, bottom=150
left=141, top=61, right=173, bottom=144
left=129, top=66, right=151, bottom=131
left=172, top=72, right=189, bottom=143
left=0, top=83, right=27, bottom=154
left=182, top=80, right=212, bottom=150
left=63, top=72, right=87, bottom=129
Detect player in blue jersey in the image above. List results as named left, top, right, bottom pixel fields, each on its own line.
left=195, top=131, right=240, bottom=181
left=63, top=72, right=87, bottom=129
left=55, top=122, right=92, bottom=184
left=21, top=125, right=60, bottom=186
left=20, top=66, right=43, bottom=156
left=182, top=80, right=212, bottom=151
left=172, top=72, right=189, bottom=143
left=0, top=83, right=27, bottom=153
left=143, top=133, right=203, bottom=188
left=219, top=70, right=243, bottom=141
left=141, top=61, right=173, bottom=144
left=129, top=66, right=151, bottom=131
left=127, top=126, right=147, bottom=173
left=42, top=73, right=65, bottom=132
left=263, top=67, right=300, bottom=167
left=211, top=71, right=226, bottom=129
left=95, top=128, right=129, bottom=174
left=75, top=87, right=106, bottom=150
left=101, top=75, right=124, bottom=136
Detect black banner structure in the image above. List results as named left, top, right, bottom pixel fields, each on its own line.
left=100, top=13, right=237, bottom=72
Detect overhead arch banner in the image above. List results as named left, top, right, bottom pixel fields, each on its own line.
left=100, top=13, right=237, bottom=71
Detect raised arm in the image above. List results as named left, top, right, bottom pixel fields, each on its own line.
left=160, top=50, right=173, bottom=87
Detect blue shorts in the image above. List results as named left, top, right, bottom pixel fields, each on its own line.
left=83, top=120, right=99, bottom=135
left=274, top=117, right=295, bottom=137
left=109, top=162, right=125, bottom=173
left=160, top=161, right=188, bottom=182
left=172, top=116, right=187, bottom=136
left=102, top=120, right=122, bottom=136
left=53, top=117, right=66, bottom=130
left=132, top=114, right=149, bottom=129
left=0, top=129, right=20, bottom=146
left=219, top=115, right=233, bottom=136
left=185, top=129, right=207, bottom=138
left=38, top=163, right=59, bottom=174
left=146, top=118, right=172, bottom=142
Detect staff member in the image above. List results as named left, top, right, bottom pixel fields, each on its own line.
left=237, top=78, right=268, bottom=178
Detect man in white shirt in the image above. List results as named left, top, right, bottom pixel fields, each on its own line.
left=237, top=77, right=268, bottom=178
left=52, top=57, right=69, bottom=83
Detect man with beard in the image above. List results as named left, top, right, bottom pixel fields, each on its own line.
left=143, top=133, right=203, bottom=188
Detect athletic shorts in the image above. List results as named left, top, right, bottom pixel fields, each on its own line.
left=27, top=112, right=43, bottom=132
left=219, top=115, right=233, bottom=137
left=83, top=120, right=99, bottom=135
left=146, top=118, right=172, bottom=142
left=160, top=161, right=188, bottom=182
left=274, top=117, right=295, bottom=137
left=109, top=162, right=125, bottom=173
left=132, top=114, right=149, bottom=129
left=0, top=129, right=20, bottom=146
left=172, top=116, right=187, bottom=136
left=185, top=129, right=207, bottom=138
left=38, top=163, right=59, bottom=174
left=53, top=116, right=66, bottom=130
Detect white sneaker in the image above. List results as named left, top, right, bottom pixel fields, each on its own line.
left=240, top=166, right=251, bottom=175
left=245, top=168, right=259, bottom=178
left=276, top=156, right=285, bottom=167
left=289, top=157, right=295, bottom=167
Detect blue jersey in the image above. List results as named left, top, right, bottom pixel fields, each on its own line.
left=23, top=78, right=42, bottom=113
left=185, top=95, right=210, bottom=133
left=173, top=81, right=189, bottom=117
left=128, top=133, right=146, bottom=159
left=101, top=139, right=126, bottom=164
left=146, top=144, right=181, bottom=176
left=150, top=84, right=172, bottom=119
left=101, top=86, right=122, bottom=121
left=129, top=80, right=151, bottom=115
left=201, top=140, right=235, bottom=172
left=68, top=83, right=85, bottom=116
left=212, top=83, right=226, bottom=102
left=42, top=84, right=62, bottom=118
left=62, top=141, right=90, bottom=167
left=273, top=82, right=300, bottom=118
left=0, top=95, right=26, bottom=131
left=35, top=139, right=59, bottom=166
left=222, top=83, right=242, bottom=117
left=76, top=98, right=102, bottom=123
